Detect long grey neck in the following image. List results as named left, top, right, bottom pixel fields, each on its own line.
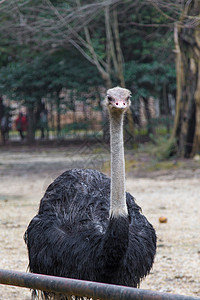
left=109, top=112, right=128, bottom=217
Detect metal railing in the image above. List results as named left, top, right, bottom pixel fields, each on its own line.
left=0, top=269, right=199, bottom=300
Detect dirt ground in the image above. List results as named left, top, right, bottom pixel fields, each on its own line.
left=0, top=146, right=200, bottom=299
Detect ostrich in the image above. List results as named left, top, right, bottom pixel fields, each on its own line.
left=24, top=87, right=156, bottom=299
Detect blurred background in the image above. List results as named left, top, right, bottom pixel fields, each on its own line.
left=0, top=0, right=199, bottom=159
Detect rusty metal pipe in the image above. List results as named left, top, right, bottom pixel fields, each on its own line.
left=0, top=269, right=199, bottom=300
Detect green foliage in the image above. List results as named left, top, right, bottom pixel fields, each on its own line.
left=0, top=1, right=176, bottom=120
left=147, top=159, right=181, bottom=172
left=143, top=136, right=177, bottom=161
left=124, top=60, right=175, bottom=98
left=119, top=3, right=176, bottom=100
left=0, top=50, right=103, bottom=107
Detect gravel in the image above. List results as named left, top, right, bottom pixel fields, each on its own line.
left=0, top=148, right=199, bottom=299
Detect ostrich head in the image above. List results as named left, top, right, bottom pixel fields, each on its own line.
left=105, top=86, right=131, bottom=114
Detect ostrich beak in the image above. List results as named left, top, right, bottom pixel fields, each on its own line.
left=113, top=99, right=127, bottom=109
left=111, top=98, right=129, bottom=110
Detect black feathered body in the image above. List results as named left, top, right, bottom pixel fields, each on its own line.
left=24, top=169, right=156, bottom=298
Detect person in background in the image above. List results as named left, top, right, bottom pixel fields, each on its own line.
left=15, top=112, right=28, bottom=140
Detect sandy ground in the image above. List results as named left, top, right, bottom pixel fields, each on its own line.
left=0, top=146, right=200, bottom=299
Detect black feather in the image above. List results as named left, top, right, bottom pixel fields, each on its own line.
left=24, top=168, right=156, bottom=299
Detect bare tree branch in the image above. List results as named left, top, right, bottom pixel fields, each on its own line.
left=105, top=4, right=118, bottom=74
left=112, top=8, right=125, bottom=87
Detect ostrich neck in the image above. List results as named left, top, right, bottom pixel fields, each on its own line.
left=110, top=113, right=128, bottom=217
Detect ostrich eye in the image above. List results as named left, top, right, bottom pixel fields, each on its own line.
left=107, top=96, right=112, bottom=102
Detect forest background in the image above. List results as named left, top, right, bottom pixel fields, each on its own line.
left=0, top=0, right=200, bottom=159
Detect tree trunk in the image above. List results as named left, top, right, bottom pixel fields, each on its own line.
left=112, top=8, right=125, bottom=88
left=112, top=8, right=135, bottom=144
left=163, top=83, right=171, bottom=134
left=192, top=42, right=200, bottom=154
left=50, top=102, right=55, bottom=133
left=56, top=96, right=61, bottom=138
left=171, top=1, right=200, bottom=157
left=27, top=104, right=35, bottom=144
left=0, top=96, right=4, bottom=144
left=143, top=97, right=155, bottom=137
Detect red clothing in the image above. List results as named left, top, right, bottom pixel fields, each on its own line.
left=15, top=115, right=28, bottom=131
